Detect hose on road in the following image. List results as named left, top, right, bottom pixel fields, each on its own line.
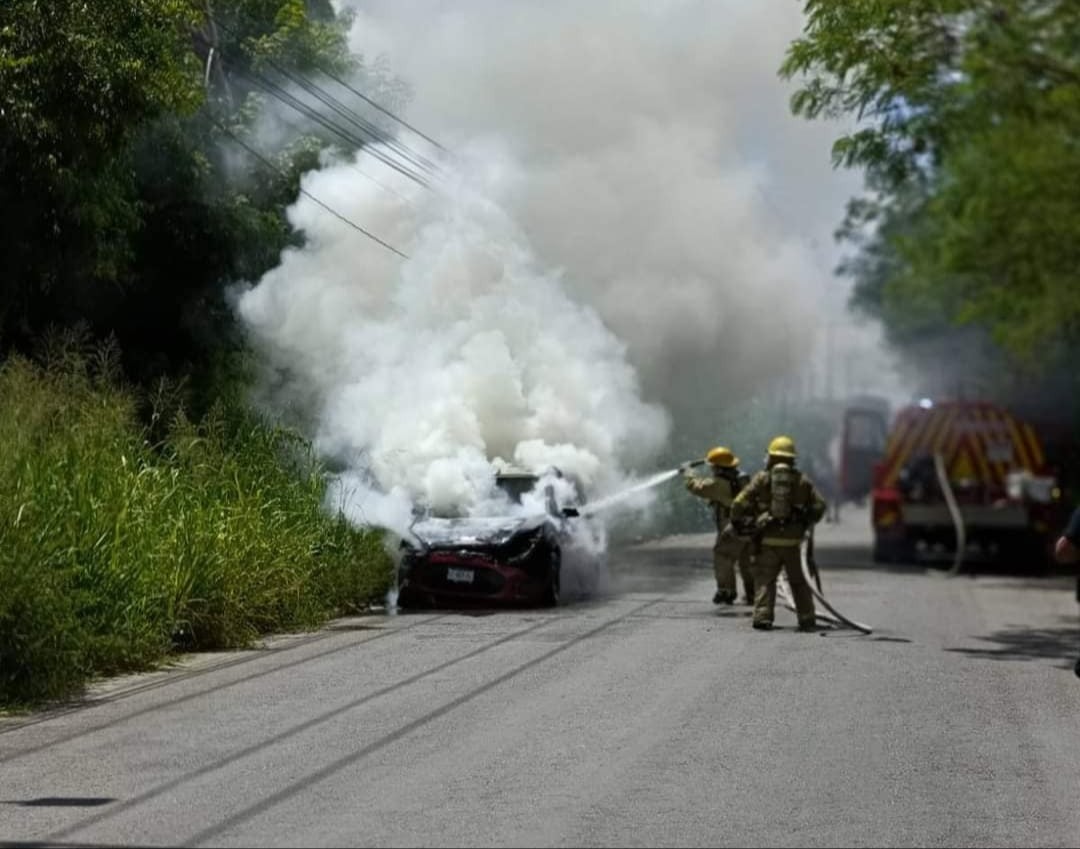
left=775, top=533, right=873, bottom=634
left=934, top=452, right=966, bottom=577
left=776, top=575, right=843, bottom=628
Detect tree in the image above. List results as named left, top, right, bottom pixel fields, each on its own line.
left=0, top=0, right=203, bottom=341
left=781, top=0, right=1080, bottom=396
left=107, top=0, right=359, bottom=386
left=0, top=0, right=406, bottom=398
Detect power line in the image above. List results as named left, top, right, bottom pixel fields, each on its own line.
left=314, top=66, right=448, bottom=155
left=206, top=24, right=433, bottom=186
left=218, top=124, right=410, bottom=260
left=264, top=107, right=418, bottom=205
left=209, top=12, right=447, bottom=172
left=202, top=7, right=456, bottom=236
left=228, top=47, right=439, bottom=182
left=220, top=7, right=448, bottom=154
left=248, top=66, right=431, bottom=187
left=222, top=56, right=433, bottom=189
left=273, top=62, right=440, bottom=178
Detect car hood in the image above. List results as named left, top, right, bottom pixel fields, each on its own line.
left=409, top=515, right=546, bottom=548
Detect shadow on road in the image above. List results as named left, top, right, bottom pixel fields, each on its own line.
left=0, top=798, right=116, bottom=808
left=610, top=545, right=712, bottom=595
left=815, top=542, right=1078, bottom=589
left=617, top=536, right=1076, bottom=597
left=945, top=618, right=1080, bottom=669
left=814, top=544, right=923, bottom=575
left=713, top=608, right=753, bottom=619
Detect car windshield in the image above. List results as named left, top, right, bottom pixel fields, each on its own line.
left=495, top=474, right=539, bottom=505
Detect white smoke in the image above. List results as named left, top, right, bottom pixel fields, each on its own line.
left=238, top=143, right=670, bottom=518
left=238, top=0, right=911, bottom=534
left=334, top=0, right=896, bottom=418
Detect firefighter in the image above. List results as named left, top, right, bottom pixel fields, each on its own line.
left=682, top=446, right=754, bottom=605
left=731, top=435, right=827, bottom=631
left=1053, top=504, right=1080, bottom=607
left=1055, top=506, right=1080, bottom=677
left=1053, top=505, right=1080, bottom=566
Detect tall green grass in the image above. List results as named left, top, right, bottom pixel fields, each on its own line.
left=0, top=348, right=391, bottom=708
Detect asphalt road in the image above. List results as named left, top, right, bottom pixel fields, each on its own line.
left=2, top=508, right=1079, bottom=848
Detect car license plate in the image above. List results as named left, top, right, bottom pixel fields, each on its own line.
left=446, top=567, right=475, bottom=584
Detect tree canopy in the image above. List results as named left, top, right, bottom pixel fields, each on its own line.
left=781, top=0, right=1080, bottom=403
left=0, top=0, right=401, bottom=394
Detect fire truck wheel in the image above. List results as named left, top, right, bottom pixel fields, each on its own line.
left=998, top=534, right=1051, bottom=573
left=873, top=535, right=916, bottom=565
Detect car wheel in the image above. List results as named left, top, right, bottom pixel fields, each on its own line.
left=543, top=547, right=561, bottom=607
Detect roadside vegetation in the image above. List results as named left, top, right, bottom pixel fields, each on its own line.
left=0, top=341, right=391, bottom=708
left=0, top=2, right=402, bottom=708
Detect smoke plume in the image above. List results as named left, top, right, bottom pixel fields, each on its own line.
left=237, top=0, right=908, bottom=524
left=335, top=0, right=888, bottom=415
left=238, top=144, right=670, bottom=516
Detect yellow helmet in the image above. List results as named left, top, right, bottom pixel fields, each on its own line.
left=767, top=435, right=797, bottom=458
left=706, top=446, right=739, bottom=468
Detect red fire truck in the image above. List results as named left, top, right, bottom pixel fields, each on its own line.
left=840, top=399, right=1062, bottom=566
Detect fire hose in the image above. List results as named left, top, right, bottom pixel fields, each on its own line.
left=934, top=452, right=966, bottom=577
left=776, top=528, right=873, bottom=634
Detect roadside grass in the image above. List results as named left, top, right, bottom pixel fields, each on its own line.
left=0, top=348, right=391, bottom=709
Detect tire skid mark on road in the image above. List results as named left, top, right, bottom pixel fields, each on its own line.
left=0, top=614, right=452, bottom=761
left=43, top=608, right=584, bottom=844
left=178, top=597, right=665, bottom=848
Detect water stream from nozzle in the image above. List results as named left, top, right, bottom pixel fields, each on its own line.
left=580, top=468, right=681, bottom=517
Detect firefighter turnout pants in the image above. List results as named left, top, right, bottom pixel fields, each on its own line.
left=714, top=532, right=754, bottom=601
left=750, top=542, right=815, bottom=628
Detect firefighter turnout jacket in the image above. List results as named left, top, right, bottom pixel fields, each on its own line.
left=685, top=470, right=749, bottom=533
left=731, top=464, right=827, bottom=546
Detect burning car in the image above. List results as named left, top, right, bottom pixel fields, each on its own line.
left=395, top=467, right=591, bottom=608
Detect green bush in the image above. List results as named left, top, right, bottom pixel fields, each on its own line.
left=0, top=350, right=391, bottom=708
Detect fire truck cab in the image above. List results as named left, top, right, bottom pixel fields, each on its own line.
left=842, top=399, right=1061, bottom=567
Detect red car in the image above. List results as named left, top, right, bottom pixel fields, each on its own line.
left=396, top=469, right=586, bottom=609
